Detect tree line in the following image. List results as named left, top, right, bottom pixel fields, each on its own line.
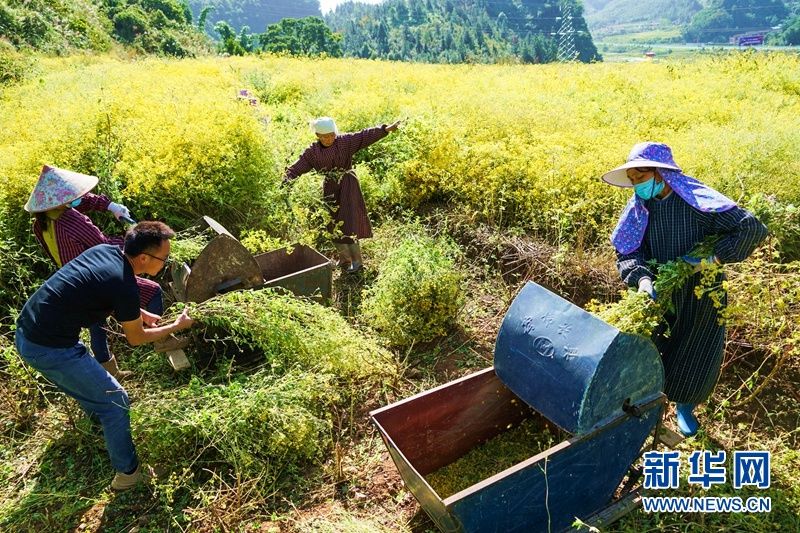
left=324, top=0, right=601, bottom=64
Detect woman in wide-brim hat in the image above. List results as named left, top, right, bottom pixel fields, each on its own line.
left=24, top=165, right=162, bottom=379
left=282, top=117, right=401, bottom=274
left=601, top=142, right=768, bottom=437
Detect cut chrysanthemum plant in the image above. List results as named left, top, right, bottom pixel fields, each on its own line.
left=169, top=289, right=398, bottom=381
left=586, top=237, right=723, bottom=337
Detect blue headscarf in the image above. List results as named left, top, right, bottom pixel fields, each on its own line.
left=603, top=143, right=737, bottom=254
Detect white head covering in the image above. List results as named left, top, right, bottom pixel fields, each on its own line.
left=310, top=117, right=337, bottom=135
left=24, top=165, right=98, bottom=213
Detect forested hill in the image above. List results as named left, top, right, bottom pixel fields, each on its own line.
left=0, top=0, right=207, bottom=56
left=186, top=0, right=321, bottom=34
left=583, top=0, right=704, bottom=30
left=584, top=0, right=793, bottom=43
left=324, top=0, right=601, bottom=64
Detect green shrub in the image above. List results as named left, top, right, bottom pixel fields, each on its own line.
left=360, top=233, right=463, bottom=347
left=142, top=0, right=187, bottom=25
left=113, top=5, right=150, bottom=43
left=0, top=47, right=34, bottom=85
left=133, top=370, right=335, bottom=491
left=746, top=194, right=800, bottom=263
left=0, top=4, right=21, bottom=45
left=0, top=205, right=49, bottom=317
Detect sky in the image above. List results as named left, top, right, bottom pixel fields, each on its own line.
left=318, top=0, right=384, bottom=15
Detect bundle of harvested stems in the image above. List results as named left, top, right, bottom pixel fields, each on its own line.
left=586, top=237, right=722, bottom=337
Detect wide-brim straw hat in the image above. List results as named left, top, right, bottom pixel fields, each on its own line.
left=24, top=165, right=98, bottom=213
left=601, top=142, right=682, bottom=187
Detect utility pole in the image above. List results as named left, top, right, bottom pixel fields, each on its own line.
left=557, top=4, right=577, bottom=63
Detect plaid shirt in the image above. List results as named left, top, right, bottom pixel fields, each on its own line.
left=32, top=192, right=159, bottom=306
left=616, top=192, right=768, bottom=404
left=33, top=193, right=121, bottom=266
left=284, top=125, right=389, bottom=181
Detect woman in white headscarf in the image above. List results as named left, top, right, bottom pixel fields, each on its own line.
left=283, top=117, right=401, bottom=273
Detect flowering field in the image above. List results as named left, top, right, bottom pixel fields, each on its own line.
left=1, top=51, right=799, bottom=532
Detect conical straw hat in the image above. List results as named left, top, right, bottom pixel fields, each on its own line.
left=24, top=165, right=99, bottom=213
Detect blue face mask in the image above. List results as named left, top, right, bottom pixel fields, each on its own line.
left=68, top=198, right=82, bottom=208
left=633, top=177, right=665, bottom=200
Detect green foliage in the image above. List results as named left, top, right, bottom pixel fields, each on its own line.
left=0, top=0, right=207, bottom=56
left=239, top=229, right=286, bottom=255
left=186, top=0, right=320, bottom=35
left=776, top=14, right=800, bottom=45
left=360, top=233, right=463, bottom=347
left=746, top=194, right=800, bottom=262
left=258, top=17, right=343, bottom=58
left=0, top=45, right=36, bottom=85
left=106, top=0, right=207, bottom=57
left=0, top=0, right=113, bottom=54
left=427, top=417, right=556, bottom=499
left=113, top=4, right=150, bottom=43
left=587, top=237, right=721, bottom=337
left=720, top=248, right=800, bottom=402
left=169, top=226, right=214, bottom=265
left=0, top=333, right=43, bottom=431
left=184, top=290, right=398, bottom=379
left=683, top=0, right=787, bottom=43
left=0, top=208, right=49, bottom=318
left=133, top=370, right=335, bottom=492
left=325, top=0, right=600, bottom=64
left=141, top=0, right=188, bottom=25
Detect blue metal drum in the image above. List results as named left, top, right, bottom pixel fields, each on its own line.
left=371, top=281, right=667, bottom=533
left=495, top=281, right=664, bottom=435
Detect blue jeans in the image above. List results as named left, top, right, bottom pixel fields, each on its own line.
left=89, top=287, right=164, bottom=363
left=15, top=327, right=138, bottom=473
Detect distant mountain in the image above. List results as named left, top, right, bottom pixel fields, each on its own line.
left=186, top=0, right=322, bottom=35
left=583, top=0, right=704, bottom=30
left=325, top=0, right=601, bottom=64
left=584, top=0, right=795, bottom=39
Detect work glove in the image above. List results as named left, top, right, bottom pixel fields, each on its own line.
left=638, top=277, right=657, bottom=301
left=108, top=202, right=131, bottom=221
left=682, top=254, right=719, bottom=274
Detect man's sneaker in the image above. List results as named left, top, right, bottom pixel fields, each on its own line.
left=154, top=334, right=190, bottom=353
left=112, top=464, right=141, bottom=491
left=111, top=463, right=158, bottom=490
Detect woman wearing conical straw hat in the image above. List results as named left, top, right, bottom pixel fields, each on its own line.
left=24, top=165, right=183, bottom=378
left=282, top=117, right=401, bottom=273
left=601, top=142, right=768, bottom=437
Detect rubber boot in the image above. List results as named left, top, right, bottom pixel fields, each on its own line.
left=675, top=403, right=699, bottom=437
left=334, top=243, right=351, bottom=269
left=100, top=356, right=133, bottom=381
left=346, top=241, right=362, bottom=274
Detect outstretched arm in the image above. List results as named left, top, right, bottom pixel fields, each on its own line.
left=340, top=120, right=402, bottom=153
left=385, top=120, right=401, bottom=132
